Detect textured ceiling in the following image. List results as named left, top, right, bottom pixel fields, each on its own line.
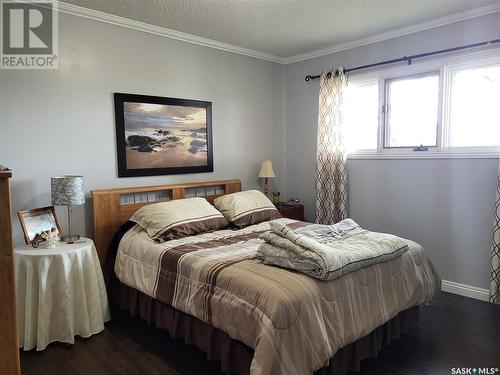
left=60, top=0, right=500, bottom=58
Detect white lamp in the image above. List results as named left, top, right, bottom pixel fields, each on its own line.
left=258, top=160, right=275, bottom=197
left=51, top=175, right=85, bottom=242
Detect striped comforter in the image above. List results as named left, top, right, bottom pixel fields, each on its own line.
left=115, top=218, right=441, bottom=375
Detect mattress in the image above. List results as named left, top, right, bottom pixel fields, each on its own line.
left=114, top=218, right=441, bottom=375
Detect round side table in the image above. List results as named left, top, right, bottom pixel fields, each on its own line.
left=14, top=237, right=111, bottom=351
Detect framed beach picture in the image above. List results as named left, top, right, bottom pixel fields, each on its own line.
left=17, top=206, right=62, bottom=245
left=114, top=93, right=213, bottom=177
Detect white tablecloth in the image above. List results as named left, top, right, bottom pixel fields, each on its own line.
left=15, top=238, right=111, bottom=351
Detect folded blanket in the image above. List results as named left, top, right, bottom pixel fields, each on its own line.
left=272, top=218, right=365, bottom=241
left=257, top=219, right=409, bottom=280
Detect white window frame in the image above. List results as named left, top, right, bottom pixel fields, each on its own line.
left=346, top=47, right=500, bottom=159
left=382, top=70, right=441, bottom=150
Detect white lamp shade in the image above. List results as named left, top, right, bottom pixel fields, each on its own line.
left=51, top=176, right=85, bottom=206
left=258, top=160, right=276, bottom=178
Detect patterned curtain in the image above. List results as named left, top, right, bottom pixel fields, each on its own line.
left=489, top=160, right=500, bottom=304
left=315, top=68, right=348, bottom=224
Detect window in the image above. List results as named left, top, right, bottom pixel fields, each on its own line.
left=343, top=50, right=500, bottom=156
left=384, top=72, right=439, bottom=148
left=448, top=64, right=500, bottom=147
left=344, top=80, right=378, bottom=152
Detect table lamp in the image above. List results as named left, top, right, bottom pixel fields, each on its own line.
left=51, top=175, right=85, bottom=242
left=258, top=160, right=275, bottom=197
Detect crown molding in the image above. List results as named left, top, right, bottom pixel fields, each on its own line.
left=283, top=3, right=500, bottom=64
left=55, top=2, right=499, bottom=66
left=56, top=2, right=287, bottom=64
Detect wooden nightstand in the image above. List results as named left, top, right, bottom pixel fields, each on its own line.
left=275, top=202, right=305, bottom=221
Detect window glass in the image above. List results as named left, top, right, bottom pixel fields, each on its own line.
left=344, top=81, right=379, bottom=151
left=385, top=73, right=439, bottom=148
left=448, top=65, right=500, bottom=147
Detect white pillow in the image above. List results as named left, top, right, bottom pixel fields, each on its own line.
left=130, top=197, right=228, bottom=242
left=213, top=190, right=281, bottom=228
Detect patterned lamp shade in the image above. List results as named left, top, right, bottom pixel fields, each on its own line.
left=51, top=176, right=85, bottom=206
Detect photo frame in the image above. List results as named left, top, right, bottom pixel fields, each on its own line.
left=114, top=93, right=214, bottom=177
left=17, top=206, right=62, bottom=245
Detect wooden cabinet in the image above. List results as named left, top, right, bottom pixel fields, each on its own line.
left=275, top=202, right=305, bottom=221
left=0, top=170, right=21, bottom=375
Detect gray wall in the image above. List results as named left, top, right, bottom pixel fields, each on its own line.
left=0, top=13, right=285, bottom=245
left=2, top=9, right=499, bottom=290
left=349, top=159, right=498, bottom=289
left=284, top=12, right=500, bottom=289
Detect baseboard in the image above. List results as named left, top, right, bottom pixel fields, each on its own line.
left=441, top=279, right=490, bottom=302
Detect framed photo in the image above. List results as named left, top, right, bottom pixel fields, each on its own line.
left=114, top=93, right=214, bottom=177
left=17, top=206, right=62, bottom=245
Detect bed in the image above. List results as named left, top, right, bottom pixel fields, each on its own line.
left=91, top=179, right=441, bottom=375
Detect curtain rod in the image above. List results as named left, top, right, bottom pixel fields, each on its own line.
left=304, top=39, right=500, bottom=82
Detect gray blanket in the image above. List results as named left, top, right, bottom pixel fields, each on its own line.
left=257, top=219, right=409, bottom=280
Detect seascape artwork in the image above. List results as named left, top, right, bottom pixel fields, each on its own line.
left=125, top=102, right=207, bottom=169
left=114, top=93, right=213, bottom=177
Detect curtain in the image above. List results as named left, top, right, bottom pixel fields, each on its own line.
left=314, top=68, right=348, bottom=224
left=489, top=160, right=500, bottom=304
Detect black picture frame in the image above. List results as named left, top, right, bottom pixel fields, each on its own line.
left=114, top=92, right=214, bottom=177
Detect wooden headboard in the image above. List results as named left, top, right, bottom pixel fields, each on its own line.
left=91, top=179, right=241, bottom=265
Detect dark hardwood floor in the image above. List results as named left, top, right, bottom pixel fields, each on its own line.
left=20, top=292, right=500, bottom=375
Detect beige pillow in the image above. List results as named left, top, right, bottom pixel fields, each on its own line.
left=213, top=190, right=281, bottom=228
left=130, top=197, right=228, bottom=242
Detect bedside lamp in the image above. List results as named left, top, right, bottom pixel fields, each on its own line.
left=51, top=175, right=85, bottom=242
left=258, top=160, right=275, bottom=197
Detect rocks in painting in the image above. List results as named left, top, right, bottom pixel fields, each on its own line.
left=159, top=129, right=180, bottom=142
left=190, top=140, right=206, bottom=148
left=127, top=135, right=154, bottom=147
left=190, top=132, right=207, bottom=139
left=137, top=144, right=155, bottom=152
left=189, top=127, right=207, bottom=139
left=128, top=135, right=156, bottom=152
left=153, top=129, right=172, bottom=136
left=128, top=130, right=181, bottom=154
left=188, top=139, right=206, bottom=154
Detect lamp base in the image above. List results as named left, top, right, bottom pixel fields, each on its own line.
left=62, top=234, right=80, bottom=243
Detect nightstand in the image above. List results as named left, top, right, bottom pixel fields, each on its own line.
left=275, top=202, right=305, bottom=221
left=14, top=237, right=111, bottom=351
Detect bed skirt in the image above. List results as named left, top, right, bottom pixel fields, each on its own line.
left=113, top=280, right=419, bottom=375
